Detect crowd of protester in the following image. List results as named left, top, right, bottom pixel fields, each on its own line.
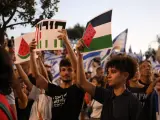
left=0, top=30, right=160, bottom=120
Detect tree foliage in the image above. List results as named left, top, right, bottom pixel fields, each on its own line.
left=67, top=23, right=85, bottom=40
left=0, top=0, right=60, bottom=45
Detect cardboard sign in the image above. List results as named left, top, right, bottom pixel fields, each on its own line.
left=82, top=23, right=96, bottom=48
left=14, top=32, right=35, bottom=64
left=35, top=19, right=66, bottom=51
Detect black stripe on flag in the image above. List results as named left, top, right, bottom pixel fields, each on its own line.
left=87, top=10, right=112, bottom=27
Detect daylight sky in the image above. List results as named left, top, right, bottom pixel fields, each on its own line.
left=7, top=0, right=160, bottom=53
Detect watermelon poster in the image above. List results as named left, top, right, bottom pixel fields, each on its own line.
left=14, top=32, right=35, bottom=64
left=35, top=19, right=66, bottom=51
left=82, top=23, right=96, bottom=48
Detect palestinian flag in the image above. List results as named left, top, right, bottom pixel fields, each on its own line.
left=82, top=10, right=112, bottom=53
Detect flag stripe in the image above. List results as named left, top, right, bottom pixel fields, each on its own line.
left=83, top=35, right=112, bottom=52
left=60, top=40, right=63, bottom=47
left=45, top=40, right=48, bottom=48
left=40, top=41, right=42, bottom=48
left=101, top=49, right=112, bottom=61
left=93, top=22, right=111, bottom=38
left=87, top=10, right=112, bottom=27
left=53, top=73, right=60, bottom=80
left=83, top=51, right=101, bottom=60
left=54, top=39, right=57, bottom=48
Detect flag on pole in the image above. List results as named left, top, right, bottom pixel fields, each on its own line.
left=113, top=29, right=128, bottom=52
left=82, top=10, right=113, bottom=52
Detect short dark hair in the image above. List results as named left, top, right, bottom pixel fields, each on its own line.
left=105, top=55, right=137, bottom=80
left=90, top=76, right=105, bottom=87
left=59, top=58, right=71, bottom=68
left=0, top=47, right=12, bottom=95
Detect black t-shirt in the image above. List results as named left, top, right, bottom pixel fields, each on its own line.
left=127, top=86, right=148, bottom=107
left=15, top=98, right=34, bottom=120
left=94, top=87, right=143, bottom=120
left=139, top=80, right=150, bottom=87
left=46, top=83, right=84, bottom=120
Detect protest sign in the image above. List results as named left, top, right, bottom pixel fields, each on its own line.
left=35, top=19, right=66, bottom=51
left=14, top=32, right=35, bottom=64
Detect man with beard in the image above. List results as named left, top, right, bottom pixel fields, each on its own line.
left=45, top=59, right=84, bottom=120
left=30, top=30, right=84, bottom=120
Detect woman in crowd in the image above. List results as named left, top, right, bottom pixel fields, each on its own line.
left=0, top=47, right=16, bottom=120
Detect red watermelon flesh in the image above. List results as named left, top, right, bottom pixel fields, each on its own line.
left=82, top=23, right=96, bottom=47
left=18, top=38, right=30, bottom=59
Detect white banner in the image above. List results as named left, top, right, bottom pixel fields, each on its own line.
left=35, top=19, right=66, bottom=51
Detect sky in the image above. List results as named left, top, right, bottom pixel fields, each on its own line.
left=7, top=0, right=160, bottom=53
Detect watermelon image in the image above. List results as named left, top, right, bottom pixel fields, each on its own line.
left=18, top=38, right=30, bottom=59
left=82, top=23, right=96, bottom=48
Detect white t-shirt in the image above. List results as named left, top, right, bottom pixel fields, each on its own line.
left=28, top=85, right=42, bottom=101
left=6, top=89, right=15, bottom=105
left=29, top=85, right=52, bottom=120
left=90, top=100, right=103, bottom=119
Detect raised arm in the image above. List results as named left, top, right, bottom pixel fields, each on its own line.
left=30, top=39, right=48, bottom=89
left=12, top=67, right=28, bottom=109
left=37, top=53, right=49, bottom=81
left=58, top=30, right=77, bottom=70
left=30, top=40, right=40, bottom=76
left=15, top=64, right=33, bottom=92
left=146, top=80, right=157, bottom=95
left=146, top=76, right=160, bottom=95
left=77, top=51, right=96, bottom=97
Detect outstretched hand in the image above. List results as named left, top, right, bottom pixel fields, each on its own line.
left=57, top=29, right=68, bottom=42
left=76, top=39, right=85, bottom=51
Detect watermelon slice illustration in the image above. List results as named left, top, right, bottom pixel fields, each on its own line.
left=18, top=38, right=30, bottom=59
left=82, top=23, right=96, bottom=48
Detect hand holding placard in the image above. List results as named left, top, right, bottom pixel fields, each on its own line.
left=81, top=23, right=96, bottom=48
